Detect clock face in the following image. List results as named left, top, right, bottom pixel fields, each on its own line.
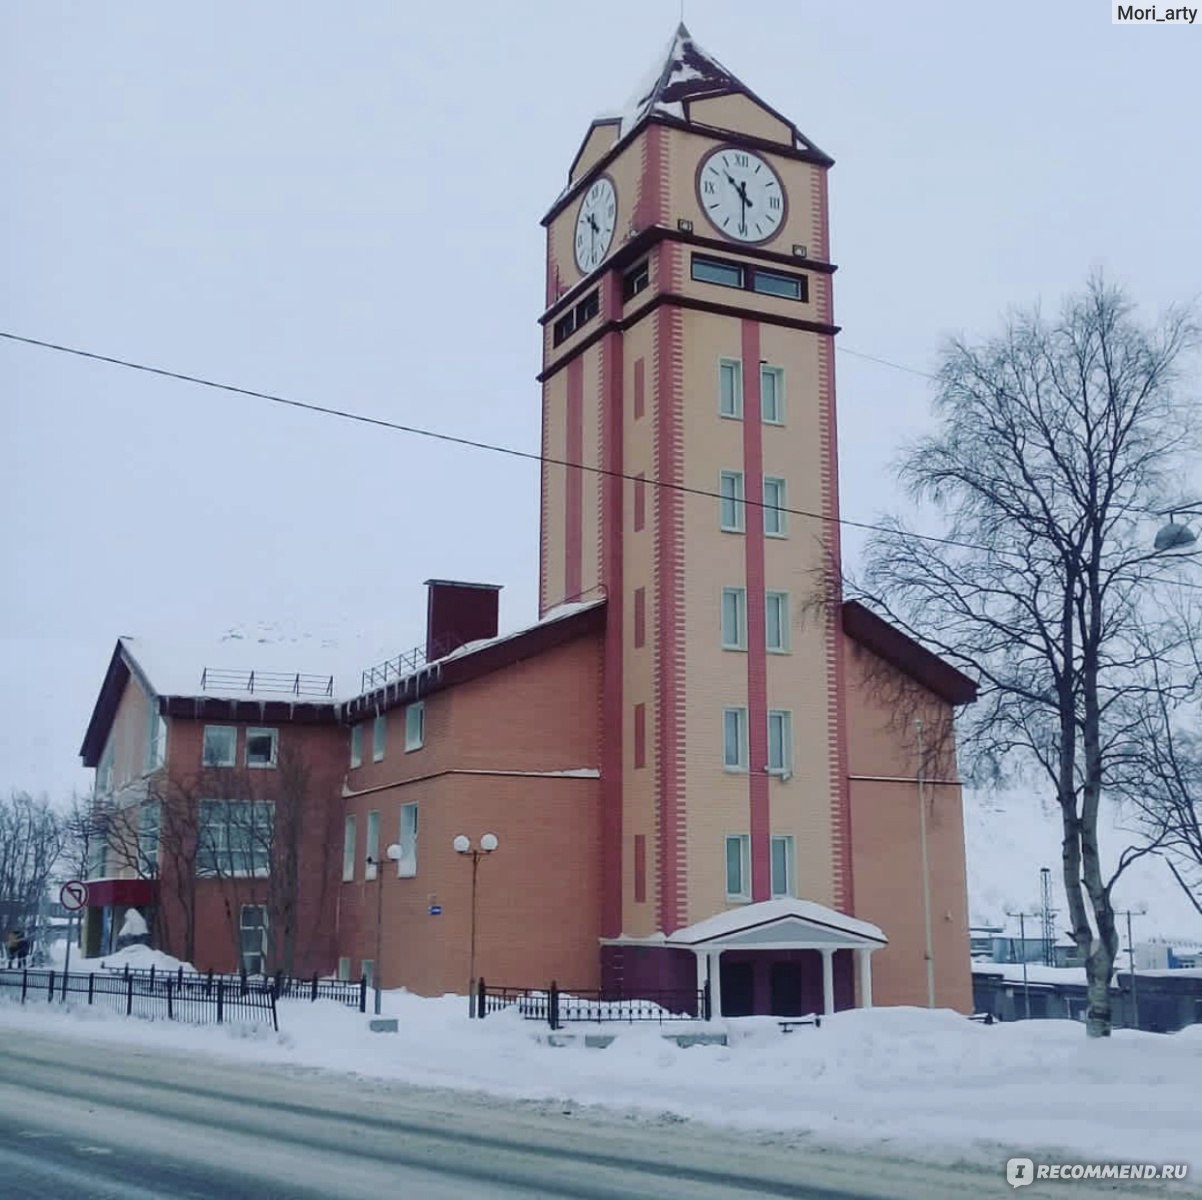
left=696, top=147, right=786, bottom=244
left=574, top=176, right=617, bottom=274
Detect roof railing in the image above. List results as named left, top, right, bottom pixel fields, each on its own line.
left=199, top=668, right=334, bottom=698
left=360, top=634, right=459, bottom=694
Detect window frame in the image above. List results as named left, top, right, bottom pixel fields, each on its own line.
left=342, top=814, right=357, bottom=882
left=767, top=709, right=794, bottom=776
left=245, top=726, right=278, bottom=769
left=350, top=724, right=364, bottom=769
left=196, top=799, right=274, bottom=878
left=721, top=586, right=748, bottom=651
left=691, top=255, right=744, bottom=289
left=239, top=904, right=268, bottom=976
left=404, top=702, right=425, bottom=752
left=397, top=801, right=418, bottom=878
left=147, top=708, right=167, bottom=773
left=765, top=590, right=791, bottom=653
left=718, top=358, right=743, bottom=419
left=202, top=725, right=237, bottom=769
left=138, top=801, right=160, bottom=877
left=719, top=470, right=746, bottom=533
left=725, top=834, right=751, bottom=901
left=372, top=713, right=386, bottom=763
left=760, top=364, right=785, bottom=425
left=771, top=835, right=795, bottom=898
left=690, top=253, right=808, bottom=303
left=622, top=260, right=650, bottom=301
left=763, top=476, right=787, bottom=537
left=723, top=706, right=749, bottom=772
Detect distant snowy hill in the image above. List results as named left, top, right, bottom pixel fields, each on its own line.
left=964, top=787, right=1202, bottom=945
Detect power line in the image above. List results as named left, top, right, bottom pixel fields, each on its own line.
left=0, top=329, right=996, bottom=558
left=5, top=329, right=1202, bottom=589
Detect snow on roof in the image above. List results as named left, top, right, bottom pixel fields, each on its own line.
left=120, top=620, right=399, bottom=704
left=666, top=897, right=886, bottom=946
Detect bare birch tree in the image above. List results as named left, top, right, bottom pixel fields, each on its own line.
left=855, top=276, right=1198, bottom=1037
left=0, top=791, right=64, bottom=941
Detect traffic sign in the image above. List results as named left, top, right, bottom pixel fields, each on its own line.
left=60, top=880, right=89, bottom=912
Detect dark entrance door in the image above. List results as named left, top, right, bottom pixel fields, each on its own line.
left=720, top=959, right=754, bottom=1016
left=770, top=961, right=803, bottom=1016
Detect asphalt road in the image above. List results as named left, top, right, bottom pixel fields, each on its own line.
left=0, top=1028, right=1185, bottom=1199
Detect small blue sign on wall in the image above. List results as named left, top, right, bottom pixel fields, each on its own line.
left=429, top=904, right=442, bottom=916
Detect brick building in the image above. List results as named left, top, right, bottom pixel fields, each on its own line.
left=78, top=26, right=978, bottom=1016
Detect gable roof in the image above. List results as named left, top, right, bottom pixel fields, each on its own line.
left=666, top=897, right=886, bottom=947
left=600, top=23, right=831, bottom=161
left=842, top=600, right=978, bottom=707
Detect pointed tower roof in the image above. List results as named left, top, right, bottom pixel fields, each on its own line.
left=602, top=23, right=830, bottom=162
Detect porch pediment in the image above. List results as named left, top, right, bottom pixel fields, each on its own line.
left=665, top=897, right=886, bottom=950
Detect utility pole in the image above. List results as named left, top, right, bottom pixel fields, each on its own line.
left=915, top=719, right=936, bottom=1008
left=1114, top=908, right=1146, bottom=1029
left=1005, top=909, right=1038, bottom=1019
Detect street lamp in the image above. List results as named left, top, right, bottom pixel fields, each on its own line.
left=1152, top=507, right=1201, bottom=553
left=366, top=842, right=402, bottom=1016
left=453, top=832, right=499, bottom=1015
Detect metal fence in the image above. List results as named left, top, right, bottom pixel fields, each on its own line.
left=95, top=964, right=368, bottom=1012
left=0, top=967, right=278, bottom=1031
left=476, top=979, right=710, bottom=1029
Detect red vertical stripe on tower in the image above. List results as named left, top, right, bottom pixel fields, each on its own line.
left=741, top=320, right=771, bottom=902
left=565, top=356, right=584, bottom=604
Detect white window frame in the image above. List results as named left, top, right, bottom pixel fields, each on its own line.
left=337, top=956, right=351, bottom=982
left=361, top=959, right=375, bottom=988
left=405, top=702, right=425, bottom=752
left=245, top=726, right=278, bottom=769
left=196, top=800, right=274, bottom=877
left=771, top=834, right=795, bottom=898
left=202, top=725, right=237, bottom=768
left=719, top=470, right=745, bottom=533
left=350, top=724, right=364, bottom=769
left=725, top=834, right=750, bottom=901
left=765, top=591, right=791, bottom=653
left=97, top=743, right=115, bottom=796
left=723, top=706, right=748, bottom=772
left=239, top=904, right=268, bottom=976
left=763, top=477, right=787, bottom=537
left=372, top=713, right=387, bottom=763
left=718, top=358, right=743, bottom=419
left=761, top=364, right=785, bottom=425
left=147, top=708, right=167, bottom=773
left=397, top=802, right=418, bottom=878
left=721, top=587, right=747, bottom=650
left=342, top=814, right=357, bottom=882
left=767, top=709, right=793, bottom=776
left=365, top=810, right=380, bottom=881
left=138, top=801, right=160, bottom=876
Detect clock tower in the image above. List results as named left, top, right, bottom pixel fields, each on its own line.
left=538, top=26, right=848, bottom=979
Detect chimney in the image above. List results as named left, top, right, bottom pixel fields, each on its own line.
left=425, top=580, right=501, bottom=661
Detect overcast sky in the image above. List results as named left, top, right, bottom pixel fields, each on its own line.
left=2, top=2, right=1198, bottom=807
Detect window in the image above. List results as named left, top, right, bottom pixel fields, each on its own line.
left=622, top=260, right=649, bottom=301
left=240, top=905, right=268, bottom=975
left=337, top=957, right=351, bottom=982
left=725, top=834, right=750, bottom=900
left=723, top=707, right=748, bottom=771
left=633, top=703, right=646, bottom=769
left=342, top=815, right=357, bottom=882
left=147, top=709, right=167, bottom=772
left=721, top=587, right=747, bottom=650
left=767, top=710, right=793, bottom=775
left=552, top=288, right=601, bottom=347
left=97, top=744, right=114, bottom=796
left=771, top=835, right=795, bottom=898
left=202, top=725, right=237, bottom=768
left=405, top=702, right=424, bottom=752
left=753, top=268, right=806, bottom=301
left=763, top=477, right=787, bottom=536
left=761, top=365, right=784, bottom=424
left=397, top=802, right=418, bottom=878
left=718, top=359, right=742, bottom=418
left=692, top=256, right=744, bottom=288
left=138, top=802, right=160, bottom=876
left=633, top=358, right=645, bottom=420
left=719, top=470, right=745, bottom=532
left=365, top=810, right=380, bottom=881
left=197, top=801, right=274, bottom=876
left=361, top=959, right=375, bottom=988
left=766, top=591, right=790, bottom=653
left=633, top=586, right=646, bottom=648
left=372, top=714, right=386, bottom=763
left=87, top=829, right=107, bottom=880
left=350, top=724, right=364, bottom=769
left=246, top=727, right=278, bottom=768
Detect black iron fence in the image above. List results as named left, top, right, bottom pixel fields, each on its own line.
left=95, top=964, right=368, bottom=1012
left=0, top=967, right=278, bottom=1031
left=475, top=979, right=710, bottom=1029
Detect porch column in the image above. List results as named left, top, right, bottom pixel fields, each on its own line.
left=857, top=947, right=873, bottom=1009
left=820, top=948, right=834, bottom=1015
left=708, top=949, right=723, bottom=1018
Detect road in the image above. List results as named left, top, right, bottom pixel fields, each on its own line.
left=0, top=1028, right=1185, bottom=1199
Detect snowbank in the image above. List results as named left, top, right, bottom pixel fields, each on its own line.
left=89, top=945, right=198, bottom=974
left=0, top=992, right=1198, bottom=1171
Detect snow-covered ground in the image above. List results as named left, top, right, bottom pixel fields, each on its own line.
left=1, top=985, right=1198, bottom=1175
